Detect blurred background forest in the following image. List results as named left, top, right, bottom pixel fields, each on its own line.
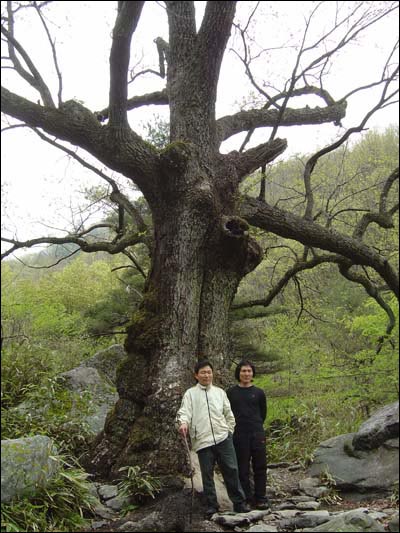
left=2, top=125, right=399, bottom=466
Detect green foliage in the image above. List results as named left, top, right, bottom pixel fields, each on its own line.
left=318, top=469, right=343, bottom=505
left=1, top=456, right=96, bottom=532
left=1, top=257, right=118, bottom=348
left=142, top=114, right=170, bottom=149
left=233, top=128, right=399, bottom=465
left=389, top=483, right=399, bottom=505
left=253, top=291, right=398, bottom=463
left=84, top=261, right=145, bottom=336
left=1, top=376, right=94, bottom=458
left=117, top=465, right=162, bottom=502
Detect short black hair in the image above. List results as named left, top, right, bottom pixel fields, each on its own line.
left=235, top=360, right=256, bottom=381
left=194, top=359, right=213, bottom=374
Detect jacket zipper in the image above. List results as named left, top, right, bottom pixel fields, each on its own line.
left=205, top=388, right=217, bottom=445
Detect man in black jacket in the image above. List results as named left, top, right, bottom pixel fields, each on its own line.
left=227, top=360, right=270, bottom=510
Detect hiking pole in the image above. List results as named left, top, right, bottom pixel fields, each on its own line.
left=182, top=432, right=194, bottom=524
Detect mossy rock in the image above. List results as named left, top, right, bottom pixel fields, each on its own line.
left=1, top=436, right=60, bottom=503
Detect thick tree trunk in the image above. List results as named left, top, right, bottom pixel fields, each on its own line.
left=87, top=150, right=262, bottom=482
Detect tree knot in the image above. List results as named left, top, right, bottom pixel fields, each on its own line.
left=221, top=216, right=249, bottom=238
left=160, top=141, right=192, bottom=173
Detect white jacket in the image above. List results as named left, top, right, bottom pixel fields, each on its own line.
left=176, top=383, right=236, bottom=452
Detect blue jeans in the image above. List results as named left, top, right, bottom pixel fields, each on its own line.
left=197, top=434, right=246, bottom=509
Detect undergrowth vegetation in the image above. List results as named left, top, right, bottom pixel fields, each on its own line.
left=1, top=456, right=96, bottom=533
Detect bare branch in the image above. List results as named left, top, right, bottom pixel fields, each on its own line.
left=240, top=195, right=399, bottom=297
left=1, top=228, right=146, bottom=261
left=216, top=101, right=347, bottom=145
left=1, top=88, right=161, bottom=202
left=379, top=167, right=399, bottom=213
left=2, top=4, right=55, bottom=107
left=233, top=251, right=396, bottom=338
left=239, top=127, right=255, bottom=153
left=96, top=89, right=168, bottom=122
left=33, top=0, right=63, bottom=106
left=230, top=138, right=287, bottom=179
left=30, top=127, right=149, bottom=236
left=301, top=70, right=399, bottom=220
left=122, top=250, right=147, bottom=278
left=14, top=247, right=80, bottom=269
left=338, top=261, right=396, bottom=337
left=109, top=1, right=145, bottom=129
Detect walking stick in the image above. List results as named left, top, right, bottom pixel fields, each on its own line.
left=182, top=432, right=194, bottom=524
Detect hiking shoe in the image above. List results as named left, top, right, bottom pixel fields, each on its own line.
left=233, top=502, right=251, bottom=513
left=205, top=507, right=219, bottom=519
left=254, top=500, right=270, bottom=510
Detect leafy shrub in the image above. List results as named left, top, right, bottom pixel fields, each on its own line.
left=1, top=456, right=96, bottom=532
left=1, top=377, right=94, bottom=458
left=264, top=398, right=364, bottom=465
left=117, top=465, right=162, bottom=502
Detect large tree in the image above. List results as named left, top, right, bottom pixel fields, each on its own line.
left=1, top=1, right=399, bottom=482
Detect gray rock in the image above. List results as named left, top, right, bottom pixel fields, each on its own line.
left=274, top=502, right=297, bottom=510
left=97, top=483, right=119, bottom=500
left=1, top=436, right=59, bottom=503
left=279, top=510, right=330, bottom=529
left=302, top=509, right=385, bottom=531
left=288, top=495, right=317, bottom=502
left=92, top=501, right=118, bottom=519
left=81, top=344, right=125, bottom=385
left=353, top=402, right=399, bottom=451
left=58, top=366, right=112, bottom=393
left=388, top=511, right=399, bottom=532
left=91, top=520, right=111, bottom=529
left=57, top=366, right=118, bottom=434
left=103, top=493, right=132, bottom=511
left=299, top=477, right=331, bottom=498
left=117, top=521, right=137, bottom=531
left=117, top=512, right=160, bottom=531
left=247, top=525, right=278, bottom=532
left=270, top=509, right=299, bottom=518
left=308, top=433, right=399, bottom=495
left=213, top=509, right=270, bottom=527
left=295, top=500, right=321, bottom=510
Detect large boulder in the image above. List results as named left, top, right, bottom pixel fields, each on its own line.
left=308, top=433, right=398, bottom=496
left=57, top=366, right=118, bottom=434
left=307, top=402, right=399, bottom=497
left=352, top=401, right=399, bottom=450
left=80, top=344, right=125, bottom=385
left=1, top=436, right=60, bottom=503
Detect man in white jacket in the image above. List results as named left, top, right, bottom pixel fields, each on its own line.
left=176, top=360, right=250, bottom=518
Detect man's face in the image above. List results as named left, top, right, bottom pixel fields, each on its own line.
left=239, top=365, right=253, bottom=384
left=195, top=365, right=213, bottom=386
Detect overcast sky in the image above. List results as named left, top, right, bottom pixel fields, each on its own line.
left=1, top=1, right=399, bottom=252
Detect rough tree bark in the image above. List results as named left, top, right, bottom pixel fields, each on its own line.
left=86, top=2, right=285, bottom=480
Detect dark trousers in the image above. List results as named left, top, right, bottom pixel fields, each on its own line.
left=233, top=429, right=267, bottom=502
left=197, top=435, right=246, bottom=509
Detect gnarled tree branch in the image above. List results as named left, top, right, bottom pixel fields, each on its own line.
left=240, top=194, right=399, bottom=297
left=216, top=101, right=347, bottom=145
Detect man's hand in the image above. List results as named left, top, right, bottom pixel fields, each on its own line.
left=179, top=423, right=188, bottom=437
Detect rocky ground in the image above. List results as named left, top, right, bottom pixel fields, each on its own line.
left=78, top=463, right=399, bottom=532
